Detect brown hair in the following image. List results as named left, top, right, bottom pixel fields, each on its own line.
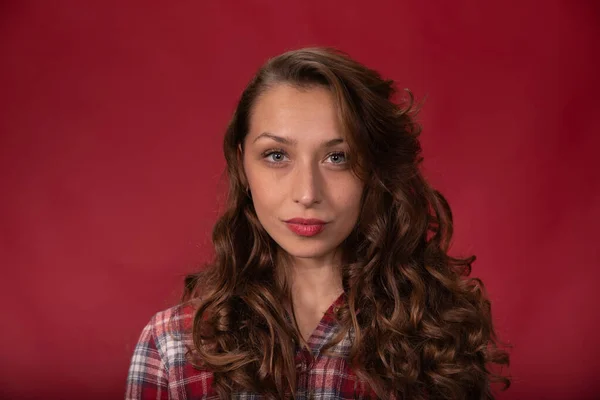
left=184, top=47, right=510, bottom=399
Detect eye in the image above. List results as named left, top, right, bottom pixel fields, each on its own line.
left=326, top=151, right=348, bottom=164
left=263, top=149, right=289, bottom=163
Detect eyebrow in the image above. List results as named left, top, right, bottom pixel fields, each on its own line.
left=253, top=132, right=344, bottom=147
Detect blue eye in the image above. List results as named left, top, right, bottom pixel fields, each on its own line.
left=270, top=152, right=284, bottom=161
left=264, top=150, right=288, bottom=163
left=327, top=152, right=347, bottom=164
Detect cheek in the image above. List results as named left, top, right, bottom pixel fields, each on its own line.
left=244, top=160, right=266, bottom=198
left=248, top=175, right=282, bottom=214
left=251, top=187, right=275, bottom=212
left=333, top=181, right=364, bottom=216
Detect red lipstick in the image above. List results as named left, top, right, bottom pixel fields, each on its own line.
left=284, top=218, right=327, bottom=237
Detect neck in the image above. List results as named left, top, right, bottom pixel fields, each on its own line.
left=288, top=253, right=344, bottom=309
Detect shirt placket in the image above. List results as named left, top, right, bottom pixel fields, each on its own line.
left=295, top=345, right=316, bottom=399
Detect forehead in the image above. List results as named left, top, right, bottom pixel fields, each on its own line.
left=247, top=84, right=343, bottom=143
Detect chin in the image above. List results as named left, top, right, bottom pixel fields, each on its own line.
left=287, top=250, right=330, bottom=259
left=277, top=239, right=339, bottom=260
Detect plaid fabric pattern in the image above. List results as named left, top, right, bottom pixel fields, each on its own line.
left=126, top=294, right=377, bottom=399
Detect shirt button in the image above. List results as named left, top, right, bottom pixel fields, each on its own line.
left=296, top=360, right=307, bottom=371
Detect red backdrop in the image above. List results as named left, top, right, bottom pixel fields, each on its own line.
left=1, top=1, right=598, bottom=399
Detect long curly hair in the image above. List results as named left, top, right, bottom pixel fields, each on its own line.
left=183, top=47, right=510, bottom=399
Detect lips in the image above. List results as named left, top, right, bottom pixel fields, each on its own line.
left=284, top=218, right=327, bottom=237
left=285, top=218, right=326, bottom=225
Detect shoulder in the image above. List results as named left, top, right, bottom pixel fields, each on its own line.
left=146, top=302, right=196, bottom=338
left=127, top=303, right=216, bottom=399
left=141, top=303, right=197, bottom=369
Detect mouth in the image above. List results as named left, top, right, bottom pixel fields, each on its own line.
left=283, top=218, right=328, bottom=237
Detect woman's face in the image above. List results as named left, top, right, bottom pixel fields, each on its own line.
left=243, top=84, right=364, bottom=262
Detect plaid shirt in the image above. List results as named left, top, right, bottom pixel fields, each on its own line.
left=126, top=294, right=378, bottom=399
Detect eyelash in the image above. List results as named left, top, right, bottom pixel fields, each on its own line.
left=262, top=149, right=288, bottom=163
left=262, top=149, right=348, bottom=165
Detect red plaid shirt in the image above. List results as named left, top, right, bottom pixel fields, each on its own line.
left=125, top=294, right=378, bottom=399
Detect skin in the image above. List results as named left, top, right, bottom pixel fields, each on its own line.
left=242, top=84, right=364, bottom=341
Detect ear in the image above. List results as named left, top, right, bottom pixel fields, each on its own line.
left=237, top=143, right=248, bottom=187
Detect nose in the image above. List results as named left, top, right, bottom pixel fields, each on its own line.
left=291, top=159, right=322, bottom=207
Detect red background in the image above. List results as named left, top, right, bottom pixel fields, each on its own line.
left=1, top=1, right=598, bottom=399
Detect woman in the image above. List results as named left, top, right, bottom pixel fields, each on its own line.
left=126, top=47, right=510, bottom=399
